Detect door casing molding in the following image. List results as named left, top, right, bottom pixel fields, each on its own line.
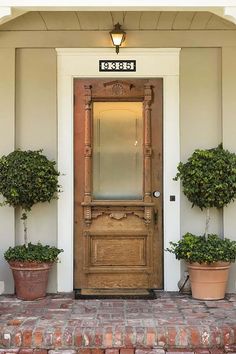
left=56, top=48, right=181, bottom=291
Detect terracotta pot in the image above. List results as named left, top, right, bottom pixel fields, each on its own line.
left=9, top=261, right=53, bottom=301
left=187, top=262, right=230, bottom=300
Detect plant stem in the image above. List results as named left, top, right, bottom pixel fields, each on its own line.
left=205, top=208, right=210, bottom=240
left=22, top=210, right=28, bottom=248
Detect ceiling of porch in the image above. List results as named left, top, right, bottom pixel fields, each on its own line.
left=0, top=11, right=236, bottom=31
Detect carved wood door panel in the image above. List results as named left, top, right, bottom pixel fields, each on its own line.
left=74, top=79, right=163, bottom=292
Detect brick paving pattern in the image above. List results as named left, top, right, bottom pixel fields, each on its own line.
left=0, top=292, right=236, bottom=353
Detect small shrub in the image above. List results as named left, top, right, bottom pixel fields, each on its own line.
left=174, top=144, right=236, bottom=209
left=4, top=243, right=63, bottom=263
left=166, top=233, right=236, bottom=264
left=0, top=149, right=60, bottom=212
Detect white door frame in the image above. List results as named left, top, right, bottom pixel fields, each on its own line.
left=56, top=48, right=181, bottom=292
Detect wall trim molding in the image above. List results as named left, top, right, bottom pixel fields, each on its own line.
left=1, top=32, right=236, bottom=48
left=56, top=48, right=181, bottom=291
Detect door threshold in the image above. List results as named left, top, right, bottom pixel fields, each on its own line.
left=74, top=288, right=157, bottom=299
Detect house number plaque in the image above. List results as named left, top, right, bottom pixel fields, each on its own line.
left=99, top=60, right=136, bottom=72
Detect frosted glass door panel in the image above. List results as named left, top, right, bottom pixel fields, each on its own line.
left=93, top=102, right=143, bottom=200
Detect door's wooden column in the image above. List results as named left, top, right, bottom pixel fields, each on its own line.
left=83, top=85, right=92, bottom=225
left=144, top=84, right=153, bottom=223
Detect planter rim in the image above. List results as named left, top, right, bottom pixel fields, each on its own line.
left=187, top=261, right=230, bottom=270
left=8, top=260, right=53, bottom=271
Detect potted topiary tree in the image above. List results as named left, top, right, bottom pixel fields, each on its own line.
left=0, top=149, right=63, bottom=300
left=167, top=144, right=236, bottom=300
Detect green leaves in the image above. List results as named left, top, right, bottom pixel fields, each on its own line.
left=166, top=233, right=236, bottom=263
left=4, top=243, right=63, bottom=263
left=0, top=150, right=63, bottom=258
left=0, top=150, right=60, bottom=212
left=171, top=145, right=236, bottom=263
left=175, top=144, right=236, bottom=209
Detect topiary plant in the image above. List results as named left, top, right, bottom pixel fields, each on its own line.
left=0, top=150, right=61, bottom=249
left=174, top=144, right=236, bottom=238
left=168, top=145, right=236, bottom=300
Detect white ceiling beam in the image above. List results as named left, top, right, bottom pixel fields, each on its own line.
left=1, top=0, right=236, bottom=8
left=0, top=5, right=230, bottom=12
left=210, top=7, right=236, bottom=24
left=0, top=7, right=27, bottom=25
left=0, top=7, right=11, bottom=20
left=224, top=6, right=236, bottom=24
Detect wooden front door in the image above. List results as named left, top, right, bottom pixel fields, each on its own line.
left=74, top=79, right=163, bottom=292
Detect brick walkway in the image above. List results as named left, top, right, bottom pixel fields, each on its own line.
left=0, top=292, right=236, bottom=353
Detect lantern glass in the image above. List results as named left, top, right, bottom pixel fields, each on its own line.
left=111, top=32, right=124, bottom=46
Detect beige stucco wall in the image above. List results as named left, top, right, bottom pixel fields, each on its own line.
left=180, top=47, right=236, bottom=292
left=15, top=49, right=58, bottom=292
left=180, top=48, right=222, bottom=238
left=222, top=47, right=236, bottom=292
left=179, top=47, right=223, bottom=285
left=0, top=49, right=15, bottom=293
left=0, top=29, right=236, bottom=292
